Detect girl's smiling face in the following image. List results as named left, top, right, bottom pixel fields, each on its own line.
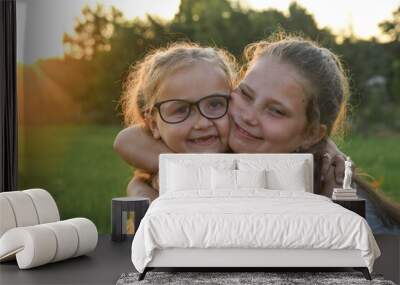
left=149, top=61, right=231, bottom=153
left=229, top=55, right=314, bottom=153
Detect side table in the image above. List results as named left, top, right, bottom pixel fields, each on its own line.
left=332, top=198, right=366, bottom=218
left=112, top=197, right=150, bottom=241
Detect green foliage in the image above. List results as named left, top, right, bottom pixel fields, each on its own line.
left=61, top=5, right=172, bottom=123
left=376, top=5, right=400, bottom=131
left=334, top=39, right=394, bottom=129
left=284, top=2, right=334, bottom=46
left=379, top=6, right=400, bottom=42
left=332, top=4, right=400, bottom=134
left=171, top=0, right=248, bottom=56
left=392, top=59, right=400, bottom=102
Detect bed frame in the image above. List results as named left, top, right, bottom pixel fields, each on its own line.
left=139, top=248, right=371, bottom=280
left=138, top=154, right=372, bottom=281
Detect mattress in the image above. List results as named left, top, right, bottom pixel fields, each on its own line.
left=131, top=190, right=380, bottom=273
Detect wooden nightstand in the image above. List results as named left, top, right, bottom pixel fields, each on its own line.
left=332, top=198, right=366, bottom=218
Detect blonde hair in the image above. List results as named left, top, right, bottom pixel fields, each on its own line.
left=121, top=42, right=237, bottom=127
left=242, top=33, right=350, bottom=141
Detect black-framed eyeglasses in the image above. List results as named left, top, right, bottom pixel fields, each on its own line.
left=154, top=94, right=230, bottom=124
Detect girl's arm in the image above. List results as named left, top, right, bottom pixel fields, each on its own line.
left=113, top=125, right=172, bottom=173
left=308, top=138, right=348, bottom=196
left=127, top=176, right=159, bottom=202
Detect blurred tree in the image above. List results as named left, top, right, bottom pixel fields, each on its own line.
left=62, top=4, right=172, bottom=123
left=391, top=59, right=400, bottom=102
left=63, top=4, right=123, bottom=60
left=379, top=6, right=400, bottom=42
left=170, top=0, right=335, bottom=59
left=283, top=2, right=335, bottom=47
left=89, top=15, right=170, bottom=123
left=379, top=5, right=400, bottom=104
left=170, top=0, right=247, bottom=56
left=336, top=38, right=395, bottom=134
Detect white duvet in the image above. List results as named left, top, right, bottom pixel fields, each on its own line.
left=131, top=190, right=380, bottom=273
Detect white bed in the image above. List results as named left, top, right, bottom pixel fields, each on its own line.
left=131, top=154, right=380, bottom=280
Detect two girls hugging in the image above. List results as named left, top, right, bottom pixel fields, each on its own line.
left=114, top=34, right=351, bottom=202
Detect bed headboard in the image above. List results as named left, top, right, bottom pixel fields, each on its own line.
left=159, top=153, right=314, bottom=194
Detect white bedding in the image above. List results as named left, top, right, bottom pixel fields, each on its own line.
left=131, top=190, right=380, bottom=273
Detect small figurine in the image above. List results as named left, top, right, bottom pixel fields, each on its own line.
left=343, top=156, right=352, bottom=189
left=332, top=156, right=357, bottom=200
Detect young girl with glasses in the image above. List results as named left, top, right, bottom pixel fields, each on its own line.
left=118, top=42, right=237, bottom=200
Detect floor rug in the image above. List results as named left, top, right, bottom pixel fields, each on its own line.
left=116, top=271, right=395, bottom=285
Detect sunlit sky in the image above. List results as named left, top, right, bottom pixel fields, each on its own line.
left=17, top=0, right=399, bottom=63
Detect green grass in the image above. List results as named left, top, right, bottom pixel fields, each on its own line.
left=18, top=125, right=400, bottom=233
left=18, top=125, right=132, bottom=234
left=339, top=134, right=400, bottom=203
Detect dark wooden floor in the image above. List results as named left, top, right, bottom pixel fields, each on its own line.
left=373, top=235, right=400, bottom=284
left=0, top=235, right=398, bottom=284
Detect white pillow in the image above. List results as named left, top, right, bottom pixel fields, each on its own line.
left=267, top=167, right=307, bottom=191
left=165, top=159, right=236, bottom=193
left=211, top=168, right=267, bottom=191
left=238, top=159, right=309, bottom=192
left=236, top=169, right=267, bottom=189
left=167, top=162, right=211, bottom=192
left=211, top=168, right=236, bottom=190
